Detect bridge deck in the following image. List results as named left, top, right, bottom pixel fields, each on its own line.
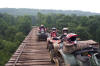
left=5, top=27, right=55, bottom=66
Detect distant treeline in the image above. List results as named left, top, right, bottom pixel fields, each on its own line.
left=0, top=13, right=32, bottom=66
left=37, top=13, right=100, bottom=42
left=0, top=8, right=100, bottom=16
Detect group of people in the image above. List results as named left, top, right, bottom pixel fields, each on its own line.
left=39, top=24, right=78, bottom=48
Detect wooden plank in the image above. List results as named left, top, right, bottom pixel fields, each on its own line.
left=5, top=27, right=55, bottom=66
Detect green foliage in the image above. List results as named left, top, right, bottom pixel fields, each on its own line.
left=0, top=13, right=32, bottom=66
left=15, top=32, right=25, bottom=42
left=37, top=13, right=100, bottom=42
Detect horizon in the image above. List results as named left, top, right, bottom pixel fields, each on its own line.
left=0, top=7, right=99, bottom=14
left=0, top=0, right=100, bottom=13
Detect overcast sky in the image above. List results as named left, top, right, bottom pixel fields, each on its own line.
left=0, top=0, right=100, bottom=13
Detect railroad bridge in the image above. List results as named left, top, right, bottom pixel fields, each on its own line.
left=6, top=27, right=55, bottom=66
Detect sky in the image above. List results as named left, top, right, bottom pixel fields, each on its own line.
left=0, top=0, right=100, bottom=13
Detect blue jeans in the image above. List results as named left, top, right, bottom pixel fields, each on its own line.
left=59, top=42, right=63, bottom=49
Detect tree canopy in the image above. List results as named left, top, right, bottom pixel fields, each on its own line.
left=37, top=13, right=100, bottom=42
left=0, top=13, right=32, bottom=66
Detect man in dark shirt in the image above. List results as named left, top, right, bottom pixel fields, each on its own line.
left=60, top=28, right=68, bottom=40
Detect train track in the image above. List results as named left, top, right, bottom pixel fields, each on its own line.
left=5, top=27, right=55, bottom=66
